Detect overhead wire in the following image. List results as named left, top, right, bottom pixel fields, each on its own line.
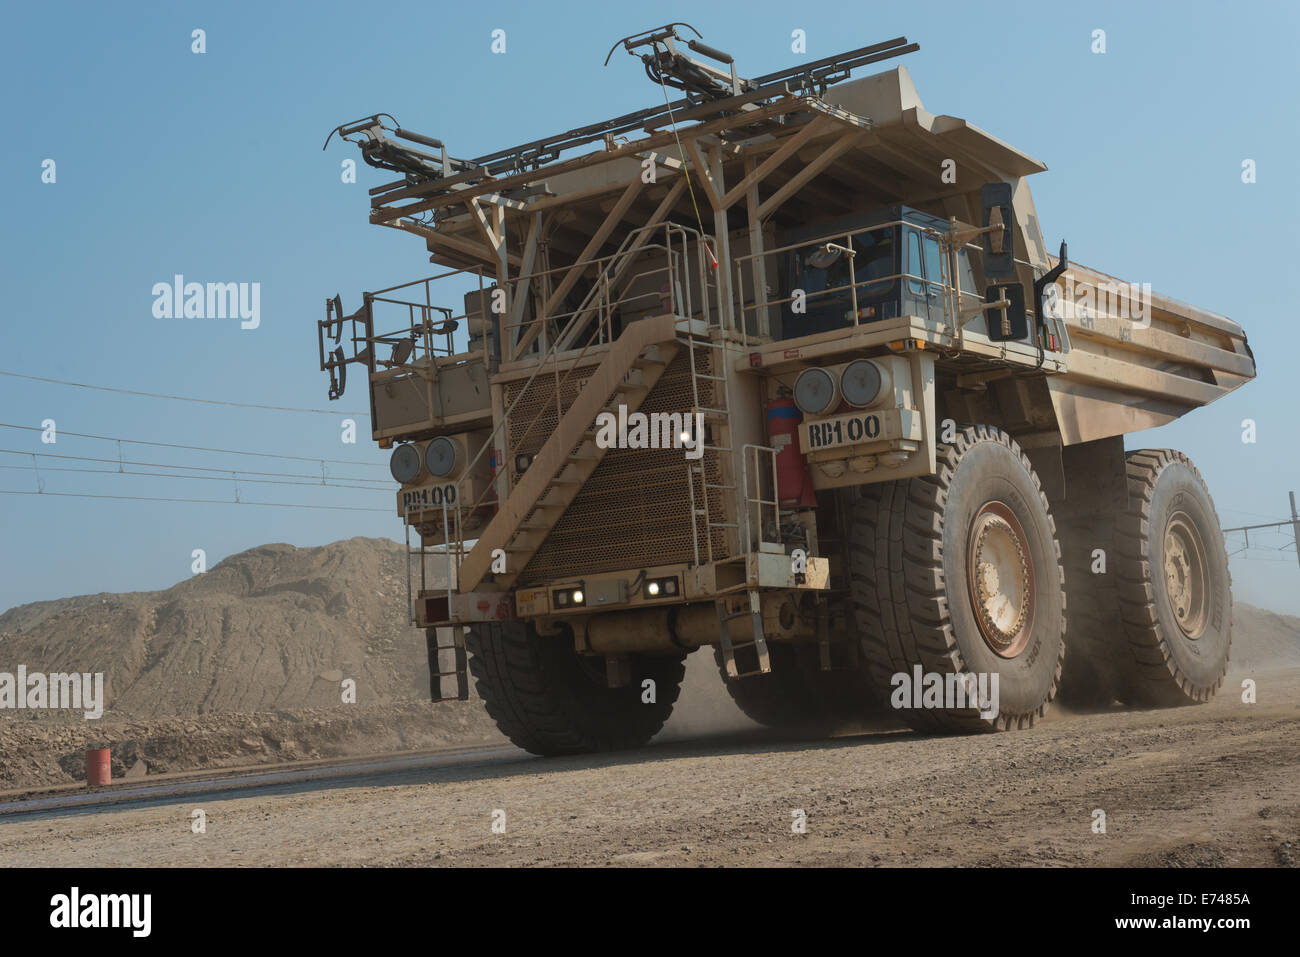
left=0, top=369, right=368, bottom=418
left=0, top=488, right=389, bottom=512
left=0, top=422, right=388, bottom=469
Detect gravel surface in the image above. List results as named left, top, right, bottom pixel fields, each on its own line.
left=3, top=667, right=1295, bottom=867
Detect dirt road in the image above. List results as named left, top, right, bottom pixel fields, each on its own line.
left=2, top=668, right=1297, bottom=867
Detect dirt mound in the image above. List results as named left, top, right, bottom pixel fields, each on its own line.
left=1229, top=603, right=1300, bottom=672
left=0, top=538, right=439, bottom=717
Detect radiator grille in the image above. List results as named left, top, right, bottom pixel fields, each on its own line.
left=511, top=348, right=729, bottom=584
left=503, top=362, right=598, bottom=469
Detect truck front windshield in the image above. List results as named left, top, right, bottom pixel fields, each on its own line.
left=795, top=225, right=897, bottom=299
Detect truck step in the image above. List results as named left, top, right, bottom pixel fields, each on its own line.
left=426, top=627, right=470, bottom=702
left=716, top=590, right=770, bottom=680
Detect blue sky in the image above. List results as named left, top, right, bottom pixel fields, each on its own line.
left=1, top=0, right=1297, bottom=614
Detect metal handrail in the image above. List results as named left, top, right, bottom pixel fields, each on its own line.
left=364, top=265, right=491, bottom=366
left=497, top=244, right=682, bottom=350
left=741, top=443, right=780, bottom=553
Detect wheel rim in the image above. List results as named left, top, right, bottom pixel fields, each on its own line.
left=967, top=501, right=1035, bottom=658
left=1164, top=511, right=1209, bottom=639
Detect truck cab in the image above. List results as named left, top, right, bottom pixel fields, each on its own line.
left=778, top=206, right=978, bottom=339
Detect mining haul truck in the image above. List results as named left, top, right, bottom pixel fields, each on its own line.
left=318, top=27, right=1255, bottom=755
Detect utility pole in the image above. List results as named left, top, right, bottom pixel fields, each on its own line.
left=1291, top=491, right=1300, bottom=572
left=1222, top=491, right=1300, bottom=570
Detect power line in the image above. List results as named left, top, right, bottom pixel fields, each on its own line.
left=1220, top=507, right=1289, bottom=523
left=0, top=447, right=391, bottom=485
left=0, top=422, right=388, bottom=469
left=0, top=462, right=391, bottom=493
left=1223, top=491, right=1300, bottom=573
left=0, top=369, right=369, bottom=418
left=0, top=489, right=389, bottom=512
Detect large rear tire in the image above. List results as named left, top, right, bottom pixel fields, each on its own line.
left=1056, top=510, right=1126, bottom=707
left=850, top=425, right=1066, bottom=732
left=713, top=642, right=887, bottom=731
left=1112, top=449, right=1232, bottom=706
left=465, top=621, right=686, bottom=756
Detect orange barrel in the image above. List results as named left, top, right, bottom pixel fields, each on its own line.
left=86, top=748, right=111, bottom=786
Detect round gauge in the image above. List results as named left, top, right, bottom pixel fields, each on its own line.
left=793, top=367, right=839, bottom=416
left=424, top=436, right=461, bottom=477
left=841, top=359, right=884, bottom=408
left=389, top=444, right=422, bottom=484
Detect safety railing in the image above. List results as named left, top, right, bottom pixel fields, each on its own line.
left=498, top=222, right=721, bottom=361
left=365, top=267, right=491, bottom=369
left=404, top=501, right=458, bottom=623
left=319, top=263, right=493, bottom=416
left=740, top=443, right=781, bottom=554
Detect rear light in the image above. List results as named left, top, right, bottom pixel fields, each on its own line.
left=553, top=587, right=585, bottom=608
left=645, top=576, right=679, bottom=599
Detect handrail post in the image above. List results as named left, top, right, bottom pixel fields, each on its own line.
left=404, top=503, right=415, bottom=624
left=441, top=499, right=453, bottom=608
left=847, top=232, right=859, bottom=327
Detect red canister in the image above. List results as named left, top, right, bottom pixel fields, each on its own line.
left=767, top=395, right=817, bottom=508
left=86, top=748, right=111, bottom=786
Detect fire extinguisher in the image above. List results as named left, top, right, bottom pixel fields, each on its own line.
left=767, top=390, right=817, bottom=509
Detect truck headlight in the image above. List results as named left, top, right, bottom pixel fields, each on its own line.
left=425, top=437, right=460, bottom=477
left=840, top=359, right=885, bottom=408
left=389, top=444, right=422, bottom=484
left=794, top=367, right=839, bottom=416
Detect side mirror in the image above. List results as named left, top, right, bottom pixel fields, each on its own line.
left=980, top=182, right=1016, bottom=280
left=984, top=283, right=1028, bottom=341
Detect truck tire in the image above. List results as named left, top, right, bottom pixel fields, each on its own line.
left=714, top=644, right=811, bottom=729
left=1056, top=513, right=1125, bottom=707
left=713, top=643, right=887, bottom=731
left=1112, top=449, right=1232, bottom=706
left=465, top=621, right=686, bottom=756
left=850, top=425, right=1065, bottom=732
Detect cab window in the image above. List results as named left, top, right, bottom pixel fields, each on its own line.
left=922, top=233, right=942, bottom=295
left=906, top=229, right=925, bottom=296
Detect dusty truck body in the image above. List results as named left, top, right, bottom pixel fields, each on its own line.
left=319, top=29, right=1254, bottom=754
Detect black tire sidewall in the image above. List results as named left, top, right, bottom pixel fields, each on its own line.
left=469, top=621, right=686, bottom=754
left=1144, top=461, right=1232, bottom=689
left=941, top=439, right=1064, bottom=716
left=536, top=623, right=685, bottom=731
